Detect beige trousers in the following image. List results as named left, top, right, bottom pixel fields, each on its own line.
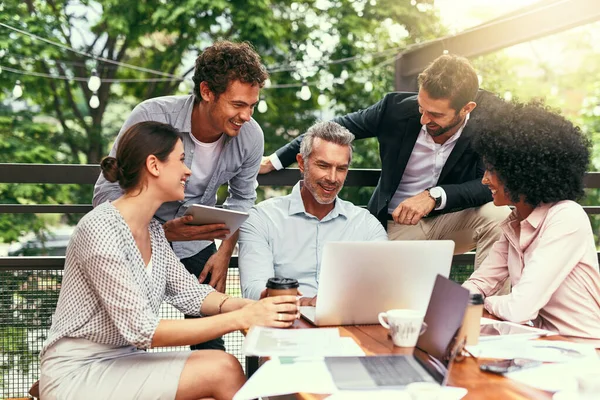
left=387, top=202, right=511, bottom=270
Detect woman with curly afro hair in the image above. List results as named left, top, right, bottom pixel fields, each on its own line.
left=463, top=101, right=600, bottom=339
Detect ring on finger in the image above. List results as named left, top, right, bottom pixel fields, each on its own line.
left=277, top=313, right=282, bottom=322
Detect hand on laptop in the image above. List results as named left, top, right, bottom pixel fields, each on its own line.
left=299, top=296, right=317, bottom=307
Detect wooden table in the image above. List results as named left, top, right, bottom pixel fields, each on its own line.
left=283, top=318, right=599, bottom=400
left=244, top=313, right=600, bottom=400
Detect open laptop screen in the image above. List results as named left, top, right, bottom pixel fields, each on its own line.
left=415, top=274, right=470, bottom=372
left=324, top=275, right=470, bottom=389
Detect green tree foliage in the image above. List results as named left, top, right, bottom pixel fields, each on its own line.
left=1, top=0, right=443, bottom=163
left=0, top=105, right=84, bottom=242
left=0, top=0, right=445, bottom=238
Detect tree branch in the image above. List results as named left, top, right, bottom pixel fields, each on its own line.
left=86, top=29, right=105, bottom=54
left=182, top=64, right=195, bottom=77
left=113, top=37, right=127, bottom=61
left=72, top=56, right=91, bottom=101
left=162, top=62, right=185, bottom=95
left=24, top=0, right=35, bottom=14
left=55, top=63, right=89, bottom=130
left=39, top=61, right=82, bottom=159
left=100, top=36, right=115, bottom=59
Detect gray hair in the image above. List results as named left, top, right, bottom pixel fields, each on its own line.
left=299, top=121, right=355, bottom=163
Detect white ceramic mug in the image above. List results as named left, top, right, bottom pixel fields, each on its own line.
left=378, top=309, right=427, bottom=347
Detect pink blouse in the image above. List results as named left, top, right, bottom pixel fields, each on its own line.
left=463, top=201, right=600, bottom=339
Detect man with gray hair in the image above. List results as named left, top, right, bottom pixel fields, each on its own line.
left=239, top=121, right=387, bottom=305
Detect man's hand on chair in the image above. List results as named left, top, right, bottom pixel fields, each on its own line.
left=259, top=156, right=275, bottom=174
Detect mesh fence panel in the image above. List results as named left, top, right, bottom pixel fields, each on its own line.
left=449, top=264, right=474, bottom=284
left=0, top=267, right=245, bottom=399
left=0, top=263, right=473, bottom=398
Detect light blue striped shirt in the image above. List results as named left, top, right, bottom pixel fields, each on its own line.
left=239, top=182, right=388, bottom=300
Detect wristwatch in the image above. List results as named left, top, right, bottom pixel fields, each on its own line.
left=426, top=187, right=443, bottom=209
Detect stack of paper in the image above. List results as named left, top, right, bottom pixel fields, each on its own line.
left=238, top=327, right=364, bottom=400
left=468, top=339, right=597, bottom=362
left=467, top=335, right=600, bottom=393
left=242, top=326, right=365, bottom=357
left=234, top=358, right=338, bottom=400
left=504, top=341, right=600, bottom=393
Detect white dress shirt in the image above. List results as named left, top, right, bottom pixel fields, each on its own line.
left=387, top=114, right=470, bottom=214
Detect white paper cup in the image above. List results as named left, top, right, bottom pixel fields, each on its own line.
left=378, top=309, right=427, bottom=347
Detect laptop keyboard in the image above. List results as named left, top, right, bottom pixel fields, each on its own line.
left=359, top=356, right=428, bottom=386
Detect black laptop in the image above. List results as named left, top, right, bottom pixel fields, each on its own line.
left=324, top=275, right=470, bottom=389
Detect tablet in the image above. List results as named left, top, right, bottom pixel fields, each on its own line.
left=183, top=204, right=249, bottom=240
left=479, top=321, right=549, bottom=341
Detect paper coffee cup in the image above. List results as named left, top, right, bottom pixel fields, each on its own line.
left=266, top=277, right=299, bottom=297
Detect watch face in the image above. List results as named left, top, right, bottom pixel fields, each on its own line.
left=430, top=187, right=443, bottom=198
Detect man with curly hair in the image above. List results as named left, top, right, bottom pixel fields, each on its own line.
left=463, top=101, right=600, bottom=339
left=261, top=55, right=510, bottom=271
left=93, top=40, right=268, bottom=350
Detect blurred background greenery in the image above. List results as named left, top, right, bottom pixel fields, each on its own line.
left=2, top=0, right=600, bottom=395
left=1, top=0, right=600, bottom=245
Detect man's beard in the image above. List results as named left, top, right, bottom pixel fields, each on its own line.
left=303, top=168, right=342, bottom=205
left=426, top=113, right=464, bottom=137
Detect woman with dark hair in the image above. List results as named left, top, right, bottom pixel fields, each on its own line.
left=39, top=121, right=299, bottom=400
left=463, top=101, right=600, bottom=339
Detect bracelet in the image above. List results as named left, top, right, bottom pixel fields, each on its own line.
left=217, top=294, right=231, bottom=314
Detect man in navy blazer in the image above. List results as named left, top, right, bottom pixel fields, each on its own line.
left=260, top=55, right=510, bottom=270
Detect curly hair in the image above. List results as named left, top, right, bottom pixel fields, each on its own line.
left=472, top=100, right=591, bottom=208
left=192, top=41, right=268, bottom=101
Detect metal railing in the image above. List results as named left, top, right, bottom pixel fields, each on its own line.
left=0, top=265, right=246, bottom=398
left=1, top=163, right=600, bottom=398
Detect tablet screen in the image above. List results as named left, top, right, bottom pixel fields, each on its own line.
left=480, top=322, right=540, bottom=337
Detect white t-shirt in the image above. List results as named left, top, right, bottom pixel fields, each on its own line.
left=185, top=133, right=225, bottom=200
left=146, top=259, right=153, bottom=276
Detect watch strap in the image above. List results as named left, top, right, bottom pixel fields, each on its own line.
left=426, top=187, right=442, bottom=209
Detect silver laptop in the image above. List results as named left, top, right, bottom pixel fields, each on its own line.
left=325, top=275, right=470, bottom=389
left=300, top=240, right=455, bottom=326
